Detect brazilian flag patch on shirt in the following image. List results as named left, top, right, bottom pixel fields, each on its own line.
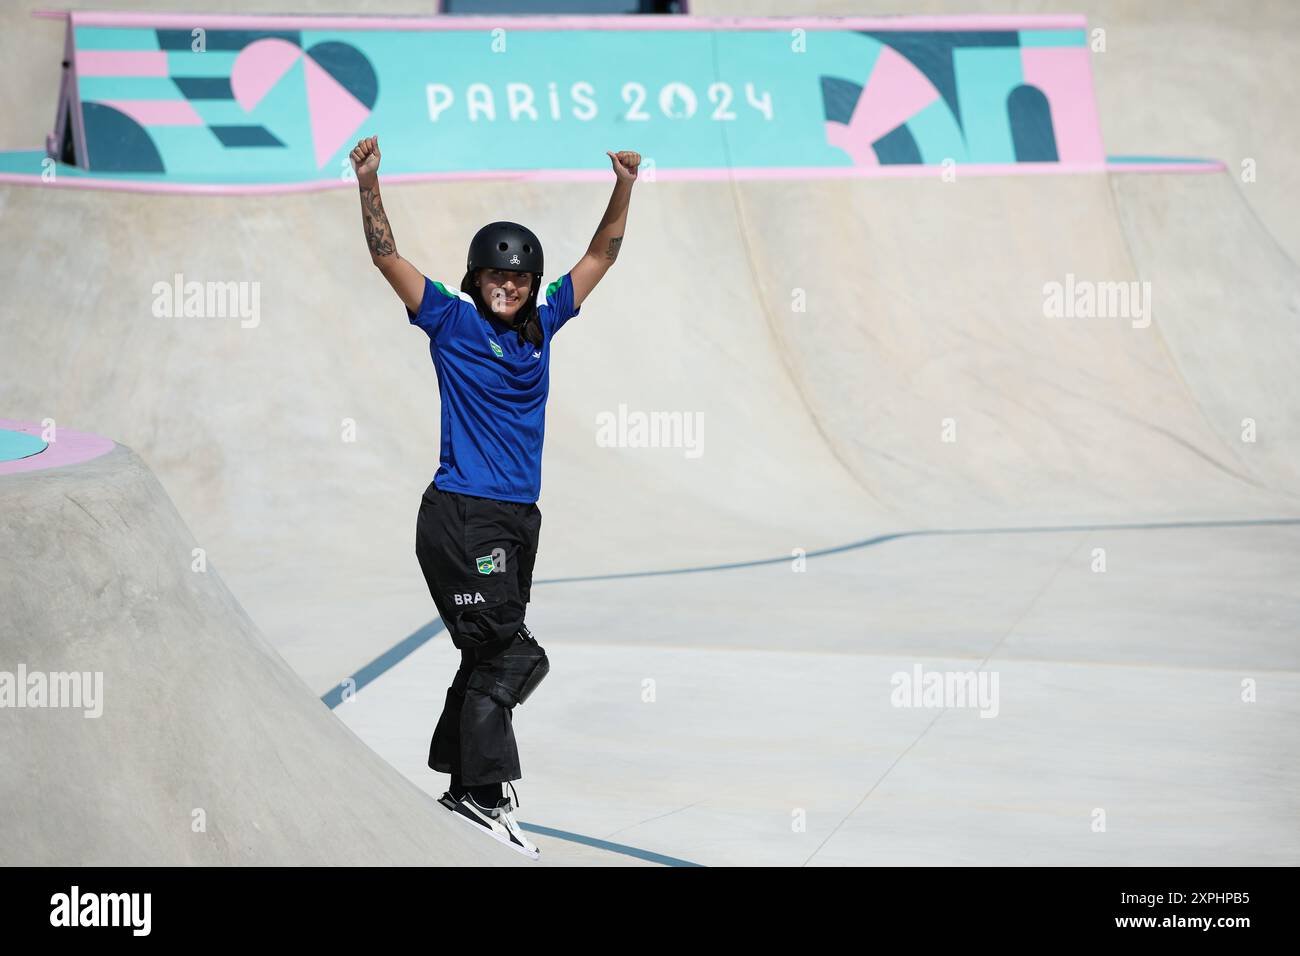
left=489, top=340, right=503, bottom=358
left=476, top=555, right=495, bottom=575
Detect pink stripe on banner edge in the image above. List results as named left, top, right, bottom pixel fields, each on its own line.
left=41, top=9, right=1088, bottom=32
left=77, top=50, right=169, bottom=77
left=0, top=159, right=1229, bottom=195
left=0, top=419, right=115, bottom=476
left=99, top=100, right=204, bottom=126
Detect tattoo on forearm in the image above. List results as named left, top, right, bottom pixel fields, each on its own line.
left=360, top=184, right=396, bottom=258
left=604, top=236, right=623, bottom=262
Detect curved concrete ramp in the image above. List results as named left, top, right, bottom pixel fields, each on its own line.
left=0, top=443, right=528, bottom=866
left=731, top=170, right=1300, bottom=526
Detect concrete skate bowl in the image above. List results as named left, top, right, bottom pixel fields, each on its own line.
left=0, top=434, right=530, bottom=865
left=732, top=170, right=1300, bottom=526
left=1, top=9, right=1298, bottom=865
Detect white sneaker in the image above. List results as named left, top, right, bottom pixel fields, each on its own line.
left=439, top=782, right=539, bottom=860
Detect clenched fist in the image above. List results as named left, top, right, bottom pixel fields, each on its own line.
left=350, top=136, right=381, bottom=186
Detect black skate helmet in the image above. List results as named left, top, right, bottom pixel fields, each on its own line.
left=461, top=221, right=546, bottom=347
left=466, top=220, right=544, bottom=275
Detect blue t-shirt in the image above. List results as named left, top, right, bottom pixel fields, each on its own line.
left=407, top=273, right=580, bottom=503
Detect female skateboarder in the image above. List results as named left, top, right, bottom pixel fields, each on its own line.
left=349, top=135, right=639, bottom=859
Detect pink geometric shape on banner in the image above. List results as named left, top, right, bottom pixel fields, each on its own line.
left=303, top=55, right=370, bottom=168
left=79, top=51, right=169, bottom=77
left=231, top=38, right=302, bottom=113
left=100, top=100, right=204, bottom=126
left=825, top=121, right=879, bottom=166
left=1021, top=47, right=1105, bottom=163
left=847, top=46, right=942, bottom=150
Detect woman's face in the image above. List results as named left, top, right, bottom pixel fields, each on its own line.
left=477, top=269, right=533, bottom=321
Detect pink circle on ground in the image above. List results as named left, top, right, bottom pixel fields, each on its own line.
left=0, top=419, right=115, bottom=475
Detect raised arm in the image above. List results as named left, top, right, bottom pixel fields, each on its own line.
left=350, top=136, right=425, bottom=313
left=570, top=150, right=640, bottom=308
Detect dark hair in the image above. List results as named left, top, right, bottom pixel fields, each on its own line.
left=461, top=269, right=543, bottom=348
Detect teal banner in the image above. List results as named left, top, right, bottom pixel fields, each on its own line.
left=22, top=15, right=1111, bottom=186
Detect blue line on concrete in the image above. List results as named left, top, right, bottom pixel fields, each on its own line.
left=320, top=617, right=446, bottom=709
left=517, top=824, right=704, bottom=867
left=531, top=516, right=1300, bottom=585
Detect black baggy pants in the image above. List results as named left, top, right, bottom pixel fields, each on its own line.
left=415, top=482, right=542, bottom=787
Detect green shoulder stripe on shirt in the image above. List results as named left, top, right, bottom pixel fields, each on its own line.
left=432, top=280, right=476, bottom=306
left=545, top=278, right=562, bottom=302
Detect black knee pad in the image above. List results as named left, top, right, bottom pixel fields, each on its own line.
left=468, top=627, right=549, bottom=708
